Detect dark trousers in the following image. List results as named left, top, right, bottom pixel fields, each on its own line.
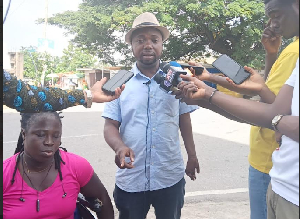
left=114, top=178, right=186, bottom=219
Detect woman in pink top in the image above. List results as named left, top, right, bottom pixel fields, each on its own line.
left=3, top=112, right=114, bottom=219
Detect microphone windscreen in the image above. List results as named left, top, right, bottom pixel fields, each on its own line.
left=160, top=62, right=170, bottom=73
left=169, top=61, right=182, bottom=68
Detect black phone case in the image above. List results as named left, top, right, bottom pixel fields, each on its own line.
left=179, top=64, right=204, bottom=76
left=102, top=70, right=134, bottom=95
left=212, top=55, right=250, bottom=85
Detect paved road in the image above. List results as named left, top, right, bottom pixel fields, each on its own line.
left=3, top=104, right=251, bottom=218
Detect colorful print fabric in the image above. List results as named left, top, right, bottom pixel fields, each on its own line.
left=3, top=70, right=85, bottom=112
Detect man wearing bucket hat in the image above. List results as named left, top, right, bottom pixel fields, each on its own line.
left=102, top=12, right=199, bottom=219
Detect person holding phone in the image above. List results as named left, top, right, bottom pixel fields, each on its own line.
left=175, top=0, right=299, bottom=218
left=177, top=58, right=299, bottom=219
left=3, top=69, right=125, bottom=112
left=102, top=12, right=199, bottom=219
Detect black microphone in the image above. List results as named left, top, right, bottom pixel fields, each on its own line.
left=154, top=61, right=188, bottom=93
left=19, top=197, right=25, bottom=202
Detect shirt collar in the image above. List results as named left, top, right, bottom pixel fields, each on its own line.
left=132, top=62, right=164, bottom=79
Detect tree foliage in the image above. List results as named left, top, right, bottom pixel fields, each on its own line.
left=45, top=0, right=269, bottom=68
left=22, top=43, right=97, bottom=81
left=22, top=47, right=59, bottom=80
left=57, top=43, right=97, bottom=72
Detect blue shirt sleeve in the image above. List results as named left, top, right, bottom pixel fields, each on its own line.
left=179, top=102, right=199, bottom=115
left=102, top=98, right=122, bottom=123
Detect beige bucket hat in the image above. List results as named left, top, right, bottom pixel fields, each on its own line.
left=125, top=12, right=170, bottom=45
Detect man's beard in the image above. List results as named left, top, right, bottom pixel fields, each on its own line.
left=140, top=55, right=160, bottom=67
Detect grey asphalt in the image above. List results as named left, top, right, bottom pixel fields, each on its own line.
left=3, top=104, right=251, bottom=218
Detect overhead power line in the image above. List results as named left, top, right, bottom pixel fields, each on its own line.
left=3, top=0, right=12, bottom=24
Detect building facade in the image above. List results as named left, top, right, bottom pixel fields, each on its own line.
left=8, top=52, right=24, bottom=80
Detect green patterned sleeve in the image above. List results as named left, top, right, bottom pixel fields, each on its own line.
left=3, top=70, right=86, bottom=112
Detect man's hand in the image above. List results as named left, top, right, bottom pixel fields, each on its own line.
left=177, top=75, right=213, bottom=101
left=90, top=77, right=125, bottom=103
left=185, top=155, right=200, bottom=181
left=115, top=146, right=135, bottom=169
left=225, top=66, right=267, bottom=96
left=262, top=20, right=282, bottom=55
left=187, top=61, right=211, bottom=82
left=172, top=89, right=200, bottom=105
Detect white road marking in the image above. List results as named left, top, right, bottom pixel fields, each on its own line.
left=108, top=188, right=249, bottom=208
left=185, top=188, right=248, bottom=197
left=61, top=134, right=99, bottom=139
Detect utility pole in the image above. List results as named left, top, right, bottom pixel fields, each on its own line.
left=41, top=0, right=48, bottom=87
left=44, top=0, right=48, bottom=39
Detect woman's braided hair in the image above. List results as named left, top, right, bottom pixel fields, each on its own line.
left=11, top=112, right=66, bottom=185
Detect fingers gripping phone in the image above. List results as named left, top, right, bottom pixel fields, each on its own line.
left=179, top=63, right=204, bottom=76
left=212, top=54, right=251, bottom=85
left=102, top=70, right=134, bottom=95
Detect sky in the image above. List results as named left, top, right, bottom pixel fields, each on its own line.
left=3, top=0, right=82, bottom=68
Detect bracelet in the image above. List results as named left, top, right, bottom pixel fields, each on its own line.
left=208, top=89, right=218, bottom=104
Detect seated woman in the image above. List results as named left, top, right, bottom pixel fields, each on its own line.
left=3, top=111, right=114, bottom=219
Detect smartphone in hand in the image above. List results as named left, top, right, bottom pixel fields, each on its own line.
left=179, top=63, right=204, bottom=76
left=102, top=70, right=134, bottom=95
left=212, top=55, right=251, bottom=85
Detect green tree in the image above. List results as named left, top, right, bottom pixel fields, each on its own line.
left=22, top=43, right=96, bottom=83
left=45, top=0, right=271, bottom=68
left=22, top=47, right=59, bottom=81
left=56, top=42, right=97, bottom=72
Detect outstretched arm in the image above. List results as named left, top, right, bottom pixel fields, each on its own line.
left=207, top=85, right=293, bottom=130
left=178, top=96, right=247, bottom=124
left=3, top=70, right=124, bottom=112
left=178, top=76, right=298, bottom=142
left=188, top=62, right=276, bottom=102
left=209, top=85, right=298, bottom=142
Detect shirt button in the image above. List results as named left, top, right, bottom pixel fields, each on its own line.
left=152, top=146, right=155, bottom=149
left=150, top=95, right=154, bottom=98
left=153, top=128, right=156, bottom=131
left=151, top=110, right=155, bottom=114
left=151, top=163, right=154, bottom=166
